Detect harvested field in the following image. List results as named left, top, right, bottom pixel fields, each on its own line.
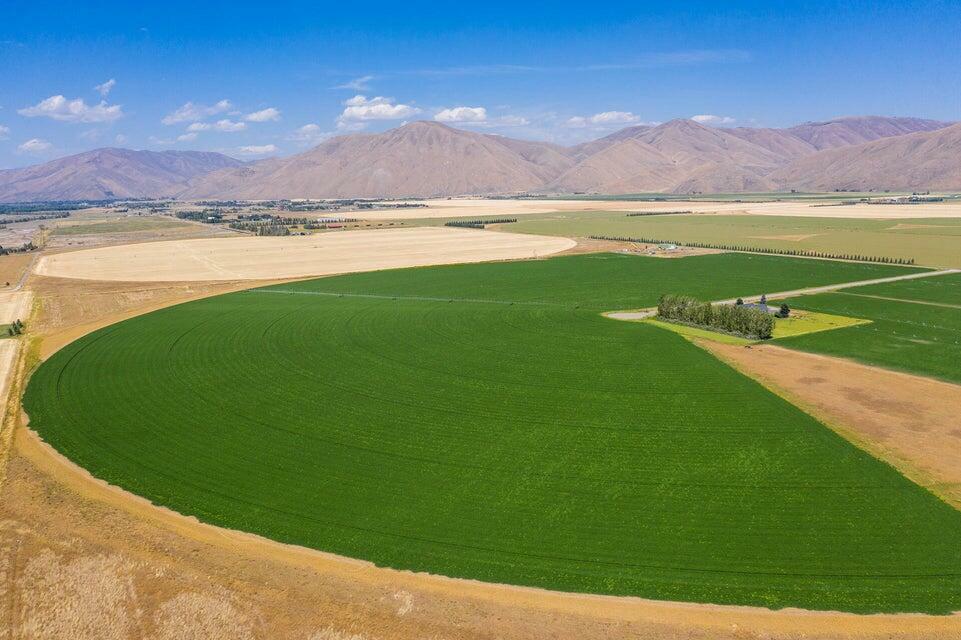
left=366, top=199, right=961, bottom=220
left=703, top=342, right=961, bottom=509
left=0, top=253, right=35, bottom=289
left=0, top=291, right=32, bottom=324
left=23, top=253, right=961, bottom=613
left=33, top=227, right=576, bottom=282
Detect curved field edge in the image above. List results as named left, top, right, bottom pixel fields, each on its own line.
left=14, top=431, right=961, bottom=640
left=20, top=253, right=961, bottom=614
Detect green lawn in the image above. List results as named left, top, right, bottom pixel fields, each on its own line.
left=775, top=275, right=961, bottom=384
left=23, top=253, right=961, bottom=613
left=506, top=212, right=961, bottom=268
left=772, top=309, right=870, bottom=339
left=641, top=318, right=754, bottom=345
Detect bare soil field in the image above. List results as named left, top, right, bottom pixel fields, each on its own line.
left=0, top=292, right=32, bottom=324
left=703, top=342, right=961, bottom=508
left=33, top=227, right=576, bottom=282
left=365, top=198, right=961, bottom=220
left=0, top=254, right=35, bottom=289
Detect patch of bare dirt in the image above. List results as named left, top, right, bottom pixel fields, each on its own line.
left=557, top=237, right=721, bottom=258
left=0, top=254, right=35, bottom=290
left=701, top=342, right=961, bottom=508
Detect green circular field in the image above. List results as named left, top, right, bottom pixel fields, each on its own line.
left=23, top=254, right=961, bottom=613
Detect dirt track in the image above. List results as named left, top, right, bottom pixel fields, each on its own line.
left=33, top=227, right=575, bottom=282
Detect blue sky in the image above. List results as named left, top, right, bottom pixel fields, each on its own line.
left=2, top=1, right=959, bottom=168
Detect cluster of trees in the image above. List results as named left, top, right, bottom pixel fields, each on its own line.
left=625, top=210, right=692, bottom=217
left=658, top=294, right=774, bottom=339
left=7, top=319, right=24, bottom=337
left=176, top=210, right=225, bottom=223
left=589, top=235, right=915, bottom=265
left=251, top=224, right=290, bottom=236
left=0, top=241, right=37, bottom=256
left=0, top=212, right=71, bottom=225
left=445, top=218, right=518, bottom=229
left=0, top=201, right=108, bottom=214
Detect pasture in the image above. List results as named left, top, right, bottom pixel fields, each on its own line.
left=52, top=215, right=191, bottom=235
left=775, top=274, right=961, bottom=384
left=507, top=213, right=961, bottom=268
left=23, top=253, right=961, bottom=613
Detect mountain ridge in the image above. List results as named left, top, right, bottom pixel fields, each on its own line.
left=1, top=115, right=956, bottom=202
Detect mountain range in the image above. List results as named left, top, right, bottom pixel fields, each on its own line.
left=1, top=115, right=957, bottom=202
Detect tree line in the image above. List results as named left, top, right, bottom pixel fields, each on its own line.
left=444, top=218, right=519, bottom=229
left=0, top=241, right=37, bottom=256
left=658, top=294, right=774, bottom=339
left=589, top=235, right=915, bottom=265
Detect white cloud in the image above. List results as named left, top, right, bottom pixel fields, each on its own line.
left=338, top=95, right=420, bottom=124
left=236, top=144, right=278, bottom=155
left=18, top=95, right=124, bottom=123
left=496, top=115, right=530, bottom=127
left=432, top=107, right=530, bottom=129
left=186, top=122, right=210, bottom=132
left=17, top=138, right=52, bottom=153
left=288, top=123, right=331, bottom=145
left=565, top=111, right=641, bottom=129
left=0, top=125, right=10, bottom=140
left=336, top=120, right=369, bottom=132
left=161, top=99, right=232, bottom=125
left=245, top=107, right=281, bottom=122
left=94, top=78, right=116, bottom=97
left=212, top=119, right=246, bottom=132
left=691, top=114, right=736, bottom=125
left=434, top=106, right=487, bottom=123
left=177, top=132, right=198, bottom=142
left=334, top=75, right=375, bottom=91
left=115, top=133, right=128, bottom=145
left=589, top=111, right=640, bottom=125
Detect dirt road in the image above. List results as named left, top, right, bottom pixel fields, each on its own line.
left=607, top=267, right=960, bottom=320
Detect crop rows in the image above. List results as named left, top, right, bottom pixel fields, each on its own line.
left=776, top=274, right=961, bottom=383
left=22, top=253, right=961, bottom=613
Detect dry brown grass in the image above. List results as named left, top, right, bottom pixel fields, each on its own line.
left=0, top=254, right=34, bottom=289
